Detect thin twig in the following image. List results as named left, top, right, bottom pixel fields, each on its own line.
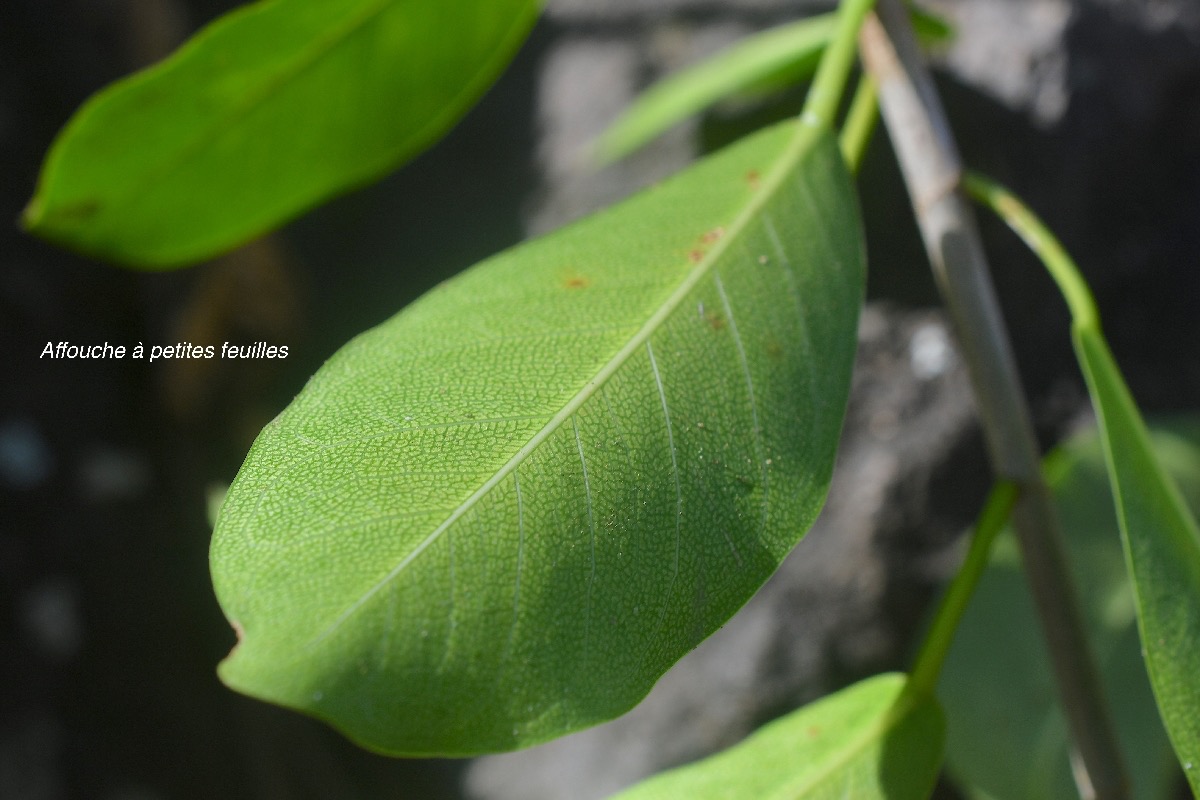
left=857, top=3, right=1130, bottom=798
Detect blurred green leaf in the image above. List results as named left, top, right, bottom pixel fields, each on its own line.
left=1076, top=334, right=1200, bottom=794
left=594, top=14, right=837, bottom=165
left=612, top=674, right=943, bottom=800
left=908, top=4, right=955, bottom=47
left=23, top=0, right=541, bottom=268
left=940, top=418, right=1200, bottom=799
left=211, top=119, right=865, bottom=755
left=594, top=5, right=951, bottom=165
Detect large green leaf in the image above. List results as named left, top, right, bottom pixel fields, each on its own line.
left=612, top=674, right=943, bottom=800
left=23, top=0, right=540, bottom=268
left=940, top=419, right=1200, bottom=799
left=1076, top=333, right=1200, bottom=793
left=211, top=119, right=865, bottom=755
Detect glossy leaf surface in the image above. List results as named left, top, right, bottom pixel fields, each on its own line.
left=1076, top=332, right=1200, bottom=793
left=941, top=419, right=1200, bottom=799
left=211, top=120, right=865, bottom=755
left=24, top=0, right=540, bottom=268
left=613, top=674, right=943, bottom=800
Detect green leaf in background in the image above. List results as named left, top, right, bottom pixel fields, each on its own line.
left=1076, top=334, right=1200, bottom=794
left=210, top=118, right=864, bottom=755
left=594, top=5, right=950, bottom=165
left=964, top=172, right=1200, bottom=793
left=612, top=674, right=943, bottom=800
left=23, top=0, right=541, bottom=268
left=593, top=13, right=838, bottom=165
left=939, top=419, right=1200, bottom=799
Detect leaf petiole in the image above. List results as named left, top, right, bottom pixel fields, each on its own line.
left=961, top=172, right=1099, bottom=332
left=802, top=0, right=876, bottom=130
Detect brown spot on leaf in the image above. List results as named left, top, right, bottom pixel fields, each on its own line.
left=704, top=310, right=726, bottom=330
left=765, top=338, right=783, bottom=359
left=745, top=169, right=761, bottom=190
left=564, top=275, right=590, bottom=289
left=700, top=226, right=725, bottom=245
left=688, top=249, right=705, bottom=263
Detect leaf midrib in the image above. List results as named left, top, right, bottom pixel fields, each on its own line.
left=308, top=120, right=828, bottom=646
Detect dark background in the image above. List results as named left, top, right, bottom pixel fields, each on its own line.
left=2, top=0, right=1198, bottom=797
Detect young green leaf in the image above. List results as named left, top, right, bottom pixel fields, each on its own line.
left=593, top=14, right=838, bottom=165
left=965, top=172, right=1200, bottom=794
left=940, top=420, right=1200, bottom=800
left=211, top=118, right=865, bottom=755
left=23, top=0, right=540, bottom=268
left=611, top=674, right=943, bottom=800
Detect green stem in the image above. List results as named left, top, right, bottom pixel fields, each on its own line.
left=803, top=0, right=876, bottom=129
left=962, top=171, right=1100, bottom=333
left=907, top=481, right=1019, bottom=696
left=838, top=74, right=879, bottom=173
